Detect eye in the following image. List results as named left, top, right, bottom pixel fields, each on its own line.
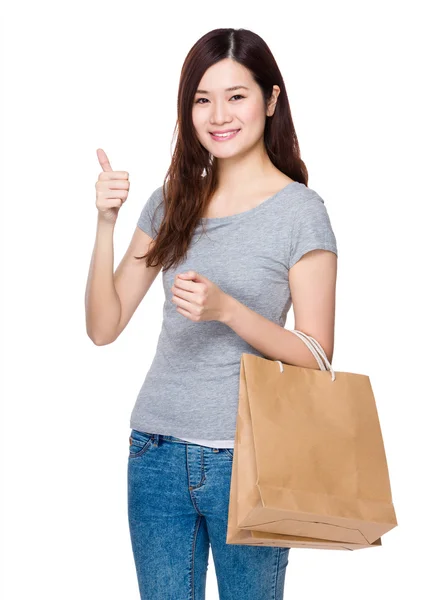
left=194, top=94, right=245, bottom=104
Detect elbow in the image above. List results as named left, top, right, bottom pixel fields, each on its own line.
left=86, top=329, right=115, bottom=346
left=86, top=316, right=118, bottom=346
left=296, top=333, right=334, bottom=369
left=92, top=337, right=112, bottom=346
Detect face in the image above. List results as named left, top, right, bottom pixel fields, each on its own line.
left=192, top=58, right=279, bottom=159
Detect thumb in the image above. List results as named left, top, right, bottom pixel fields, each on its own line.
left=96, top=148, right=113, bottom=172
left=178, top=270, right=200, bottom=280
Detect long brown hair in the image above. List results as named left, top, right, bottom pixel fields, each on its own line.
left=136, top=27, right=308, bottom=272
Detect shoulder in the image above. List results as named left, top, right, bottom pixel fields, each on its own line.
left=282, top=184, right=338, bottom=268
left=148, top=184, right=165, bottom=207
left=137, top=184, right=166, bottom=237
left=281, top=181, right=327, bottom=210
left=143, top=184, right=166, bottom=215
left=279, top=182, right=335, bottom=227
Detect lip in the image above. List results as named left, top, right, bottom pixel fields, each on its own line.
left=210, top=128, right=240, bottom=134
left=209, top=129, right=241, bottom=142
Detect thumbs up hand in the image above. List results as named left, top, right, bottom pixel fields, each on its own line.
left=95, top=148, right=130, bottom=225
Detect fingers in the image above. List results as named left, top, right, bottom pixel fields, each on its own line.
left=95, top=149, right=130, bottom=221
left=96, top=148, right=129, bottom=180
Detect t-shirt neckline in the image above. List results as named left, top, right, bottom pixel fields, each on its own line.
left=198, top=180, right=301, bottom=224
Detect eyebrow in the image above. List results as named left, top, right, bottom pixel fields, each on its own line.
left=195, top=85, right=250, bottom=94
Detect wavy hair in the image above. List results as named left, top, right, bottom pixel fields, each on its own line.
left=136, top=27, right=308, bottom=272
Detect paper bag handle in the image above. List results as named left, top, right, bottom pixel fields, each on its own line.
left=291, top=330, right=332, bottom=371
left=274, top=329, right=336, bottom=381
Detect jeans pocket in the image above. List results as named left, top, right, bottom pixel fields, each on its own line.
left=129, top=429, right=154, bottom=458
left=223, top=448, right=234, bottom=459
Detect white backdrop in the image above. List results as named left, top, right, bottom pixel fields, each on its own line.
left=2, top=0, right=436, bottom=598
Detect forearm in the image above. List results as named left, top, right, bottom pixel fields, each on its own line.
left=221, top=295, right=320, bottom=369
left=85, top=215, right=121, bottom=345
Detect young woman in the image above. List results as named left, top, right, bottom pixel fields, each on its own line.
left=86, top=27, right=338, bottom=600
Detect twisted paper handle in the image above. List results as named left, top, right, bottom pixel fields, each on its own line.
left=274, top=330, right=336, bottom=381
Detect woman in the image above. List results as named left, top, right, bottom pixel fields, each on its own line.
left=86, top=27, right=338, bottom=600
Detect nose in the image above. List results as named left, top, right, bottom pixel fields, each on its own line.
left=209, top=99, right=232, bottom=126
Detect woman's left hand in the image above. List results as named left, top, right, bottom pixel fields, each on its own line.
left=171, top=270, right=230, bottom=323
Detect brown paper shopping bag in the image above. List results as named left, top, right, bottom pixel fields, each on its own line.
left=226, top=330, right=397, bottom=550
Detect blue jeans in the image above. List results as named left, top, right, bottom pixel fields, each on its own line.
left=127, top=429, right=290, bottom=600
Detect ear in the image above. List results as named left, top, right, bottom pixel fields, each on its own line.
left=267, top=85, right=280, bottom=117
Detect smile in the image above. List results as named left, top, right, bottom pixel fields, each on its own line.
left=209, top=129, right=241, bottom=142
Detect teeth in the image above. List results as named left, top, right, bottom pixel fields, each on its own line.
left=212, top=130, right=238, bottom=137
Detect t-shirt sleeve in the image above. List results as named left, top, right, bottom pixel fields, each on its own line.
left=136, top=185, right=164, bottom=238
left=288, top=193, right=338, bottom=269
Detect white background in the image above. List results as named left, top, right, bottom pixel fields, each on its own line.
left=1, top=0, right=436, bottom=598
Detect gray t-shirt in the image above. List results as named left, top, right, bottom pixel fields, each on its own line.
left=129, top=180, right=338, bottom=440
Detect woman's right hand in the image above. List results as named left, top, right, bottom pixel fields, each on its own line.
left=95, top=148, right=130, bottom=225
